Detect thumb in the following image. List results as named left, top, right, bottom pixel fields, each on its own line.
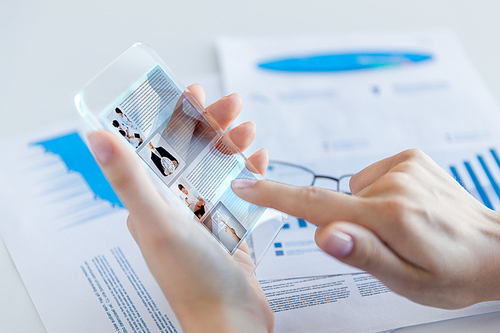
left=315, top=222, right=414, bottom=282
left=87, top=130, right=222, bottom=259
left=86, top=130, right=166, bottom=215
left=86, top=130, right=197, bottom=248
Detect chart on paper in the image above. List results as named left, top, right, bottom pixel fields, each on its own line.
left=218, top=31, right=500, bottom=161
left=30, top=131, right=123, bottom=230
left=253, top=214, right=363, bottom=281
left=0, top=124, right=183, bottom=333
left=272, top=218, right=317, bottom=257
left=434, top=146, right=500, bottom=210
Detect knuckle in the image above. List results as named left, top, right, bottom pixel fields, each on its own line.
left=108, top=169, right=134, bottom=192
left=355, top=236, right=384, bottom=271
left=382, top=171, right=413, bottom=193
left=398, top=149, right=434, bottom=169
left=126, top=213, right=167, bottom=250
left=126, top=215, right=139, bottom=242
left=371, top=196, right=413, bottom=228
left=298, top=186, right=331, bottom=210
left=126, top=215, right=135, bottom=231
left=385, top=197, right=411, bottom=221
left=349, top=174, right=361, bottom=193
left=299, top=186, right=326, bottom=202
left=297, top=186, right=332, bottom=221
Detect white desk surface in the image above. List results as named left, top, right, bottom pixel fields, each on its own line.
left=2, top=1, right=500, bottom=332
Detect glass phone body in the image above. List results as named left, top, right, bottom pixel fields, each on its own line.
left=75, top=43, right=284, bottom=267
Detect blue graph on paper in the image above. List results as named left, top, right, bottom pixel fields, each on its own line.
left=449, top=148, right=500, bottom=210
left=258, top=52, right=433, bottom=72
left=33, top=132, right=123, bottom=228
left=274, top=217, right=310, bottom=256
left=280, top=217, right=308, bottom=230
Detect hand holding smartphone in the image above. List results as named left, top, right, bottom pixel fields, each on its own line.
left=75, top=43, right=284, bottom=260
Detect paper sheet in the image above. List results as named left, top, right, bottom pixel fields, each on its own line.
left=0, top=123, right=182, bottom=333
left=5, top=27, right=500, bottom=332
left=217, top=29, right=500, bottom=160
left=261, top=275, right=500, bottom=333
left=1, top=107, right=498, bottom=333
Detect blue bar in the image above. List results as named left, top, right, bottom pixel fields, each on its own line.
left=34, top=132, right=123, bottom=208
left=275, top=251, right=284, bottom=256
left=282, top=223, right=290, bottom=229
left=464, top=161, right=493, bottom=209
left=298, top=218, right=307, bottom=228
left=449, top=166, right=466, bottom=190
left=478, top=155, right=500, bottom=202
left=490, top=149, right=500, bottom=169
left=258, top=52, right=432, bottom=72
left=274, top=243, right=282, bottom=248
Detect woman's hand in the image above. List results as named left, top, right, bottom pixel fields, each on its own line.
left=88, top=84, right=273, bottom=333
left=232, top=149, right=500, bottom=309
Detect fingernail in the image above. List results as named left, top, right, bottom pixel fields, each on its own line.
left=227, top=92, right=241, bottom=99
left=322, top=230, right=353, bottom=258
left=231, top=179, right=257, bottom=190
left=87, top=132, right=113, bottom=164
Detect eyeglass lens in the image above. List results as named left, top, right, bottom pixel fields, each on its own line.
left=312, top=177, right=339, bottom=191
left=266, top=161, right=352, bottom=194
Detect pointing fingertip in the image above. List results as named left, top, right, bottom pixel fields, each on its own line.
left=87, top=131, right=114, bottom=164
left=232, top=179, right=257, bottom=191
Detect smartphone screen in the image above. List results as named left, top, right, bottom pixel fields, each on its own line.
left=102, top=65, right=265, bottom=253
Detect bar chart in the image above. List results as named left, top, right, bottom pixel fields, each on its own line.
left=31, top=132, right=124, bottom=229
left=442, top=147, right=500, bottom=210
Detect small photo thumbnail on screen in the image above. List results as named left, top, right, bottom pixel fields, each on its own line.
left=172, top=177, right=213, bottom=221
left=203, top=202, right=247, bottom=253
left=139, top=133, right=184, bottom=182
left=106, top=107, right=145, bottom=149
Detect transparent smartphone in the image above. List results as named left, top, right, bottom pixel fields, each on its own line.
left=75, top=43, right=285, bottom=273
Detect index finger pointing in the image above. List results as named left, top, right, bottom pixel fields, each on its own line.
left=231, top=179, right=364, bottom=226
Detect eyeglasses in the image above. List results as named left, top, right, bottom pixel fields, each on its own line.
left=265, top=160, right=353, bottom=194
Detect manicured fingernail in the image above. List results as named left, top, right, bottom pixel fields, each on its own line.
left=322, top=230, right=353, bottom=258
left=232, top=179, right=257, bottom=190
left=87, top=132, right=113, bottom=164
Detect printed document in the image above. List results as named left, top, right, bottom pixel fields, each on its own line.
left=262, top=274, right=500, bottom=333
left=217, top=29, right=500, bottom=160
left=3, top=29, right=500, bottom=332
left=0, top=123, right=183, bottom=333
